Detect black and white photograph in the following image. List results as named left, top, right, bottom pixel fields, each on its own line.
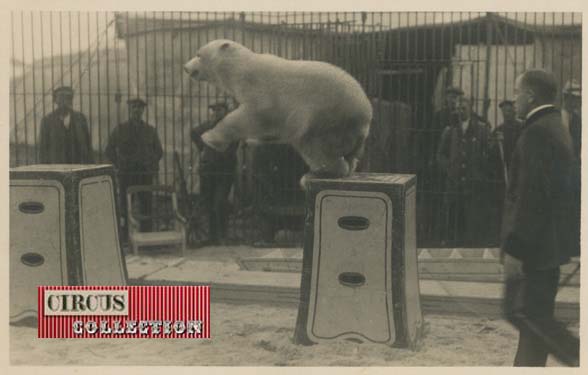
left=3, top=1, right=584, bottom=369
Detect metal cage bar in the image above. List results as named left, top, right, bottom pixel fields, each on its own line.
left=8, top=11, right=582, bottom=247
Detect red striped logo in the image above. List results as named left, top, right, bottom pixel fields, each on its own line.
left=37, top=286, right=210, bottom=339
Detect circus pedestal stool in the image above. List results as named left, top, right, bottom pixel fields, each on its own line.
left=294, top=173, right=423, bottom=349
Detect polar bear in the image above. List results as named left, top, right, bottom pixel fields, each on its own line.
left=183, top=39, right=372, bottom=186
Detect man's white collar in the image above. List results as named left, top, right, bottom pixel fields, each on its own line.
left=525, top=104, right=555, bottom=120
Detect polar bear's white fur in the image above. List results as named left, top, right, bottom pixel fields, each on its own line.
left=184, top=39, right=372, bottom=184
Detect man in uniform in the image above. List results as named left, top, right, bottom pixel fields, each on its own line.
left=39, top=86, right=94, bottom=164
left=425, top=86, right=464, bottom=244
left=105, top=98, right=163, bottom=236
left=436, top=96, right=492, bottom=246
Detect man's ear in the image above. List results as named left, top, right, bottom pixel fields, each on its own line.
left=527, top=89, right=536, bottom=105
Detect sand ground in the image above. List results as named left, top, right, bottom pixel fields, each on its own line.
left=10, top=302, right=575, bottom=367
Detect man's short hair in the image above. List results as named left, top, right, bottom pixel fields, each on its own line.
left=519, top=69, right=558, bottom=104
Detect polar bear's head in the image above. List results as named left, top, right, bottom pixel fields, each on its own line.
left=184, top=39, right=250, bottom=89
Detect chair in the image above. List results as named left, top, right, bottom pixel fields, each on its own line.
left=126, top=185, right=187, bottom=257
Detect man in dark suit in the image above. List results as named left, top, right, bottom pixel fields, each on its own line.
left=105, top=98, right=163, bottom=235
left=487, top=100, right=523, bottom=243
left=39, top=86, right=94, bottom=164
left=502, top=69, right=579, bottom=367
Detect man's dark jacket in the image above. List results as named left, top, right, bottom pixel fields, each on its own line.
left=39, top=110, right=94, bottom=164
left=104, top=120, right=163, bottom=174
left=191, top=119, right=238, bottom=174
left=436, top=116, right=491, bottom=191
left=492, top=119, right=523, bottom=173
left=501, top=106, right=580, bottom=269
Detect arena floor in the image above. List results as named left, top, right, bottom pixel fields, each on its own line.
left=9, top=245, right=578, bottom=366
left=10, top=302, right=575, bottom=366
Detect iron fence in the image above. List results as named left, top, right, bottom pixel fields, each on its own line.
left=9, top=11, right=582, bottom=247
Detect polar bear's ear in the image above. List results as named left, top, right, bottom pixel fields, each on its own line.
left=220, top=42, right=231, bottom=51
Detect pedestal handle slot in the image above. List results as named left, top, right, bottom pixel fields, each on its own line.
left=21, top=253, right=45, bottom=267
left=19, top=201, right=45, bottom=214
left=337, top=216, right=370, bottom=231
left=338, top=272, right=366, bottom=287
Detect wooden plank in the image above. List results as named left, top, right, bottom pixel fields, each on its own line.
left=126, top=258, right=579, bottom=322
left=128, top=278, right=579, bottom=322
left=237, top=253, right=580, bottom=285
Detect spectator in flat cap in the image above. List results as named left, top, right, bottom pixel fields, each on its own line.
left=436, top=96, right=492, bottom=246
left=421, top=85, right=464, bottom=244
left=105, top=98, right=163, bottom=237
left=38, top=86, right=94, bottom=164
left=191, top=100, right=239, bottom=245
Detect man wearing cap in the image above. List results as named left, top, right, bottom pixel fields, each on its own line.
left=429, top=86, right=464, bottom=166
left=436, top=96, right=492, bottom=246
left=191, top=101, right=239, bottom=245
left=423, top=86, right=464, bottom=243
left=39, top=86, right=94, bottom=164
left=105, top=98, right=163, bottom=235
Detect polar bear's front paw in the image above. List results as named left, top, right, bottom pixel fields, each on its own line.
left=202, top=132, right=230, bottom=152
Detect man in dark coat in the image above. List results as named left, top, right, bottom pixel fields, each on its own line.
left=493, top=100, right=523, bottom=173
left=487, top=100, right=523, bottom=243
left=436, top=96, right=492, bottom=246
left=191, top=101, right=239, bottom=245
left=502, top=69, right=579, bottom=367
left=39, top=86, right=94, bottom=164
left=424, top=86, right=463, bottom=244
left=105, top=98, right=163, bottom=234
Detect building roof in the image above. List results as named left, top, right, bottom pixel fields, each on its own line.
left=115, top=12, right=581, bottom=41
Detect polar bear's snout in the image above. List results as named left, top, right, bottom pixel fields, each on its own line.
left=184, top=65, right=199, bottom=80
left=183, top=58, right=201, bottom=80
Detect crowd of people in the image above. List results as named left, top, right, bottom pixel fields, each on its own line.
left=421, top=80, right=582, bottom=248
